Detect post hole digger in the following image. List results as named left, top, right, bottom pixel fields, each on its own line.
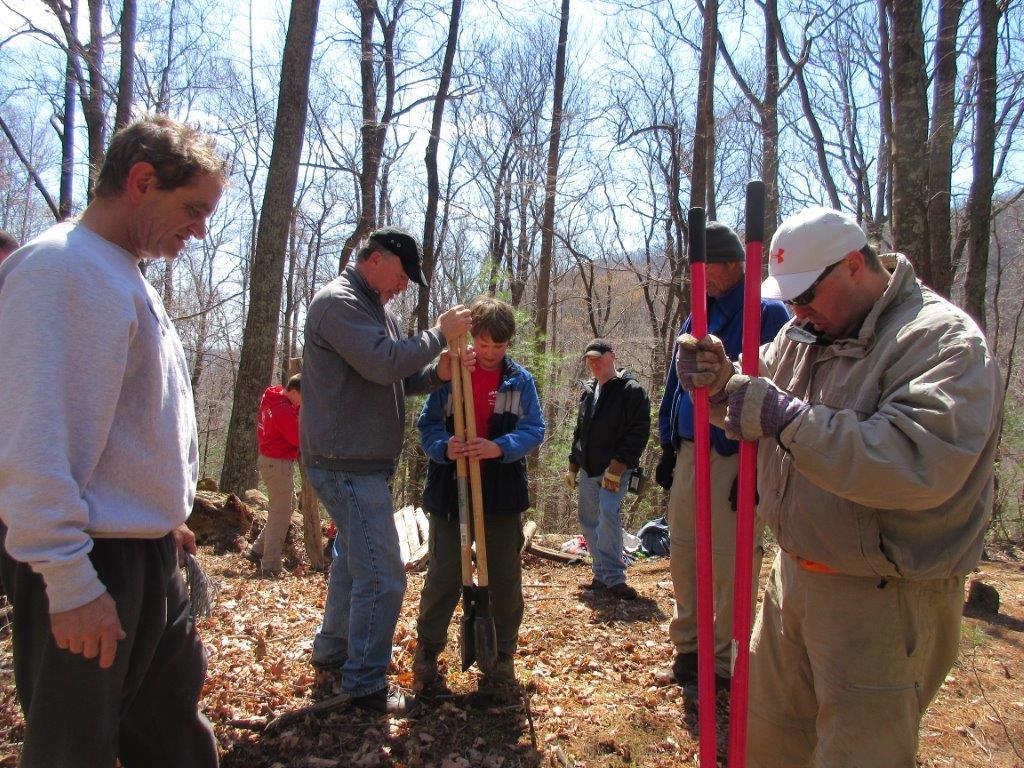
left=450, top=334, right=498, bottom=675
left=682, top=182, right=766, bottom=768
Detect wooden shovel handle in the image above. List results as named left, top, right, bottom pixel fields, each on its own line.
left=449, top=336, right=474, bottom=587
left=457, top=335, right=490, bottom=587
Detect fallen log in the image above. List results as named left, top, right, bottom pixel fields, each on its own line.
left=525, top=541, right=583, bottom=565
left=520, top=520, right=538, bottom=556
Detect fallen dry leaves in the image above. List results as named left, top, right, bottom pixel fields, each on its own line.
left=1, top=550, right=1023, bottom=766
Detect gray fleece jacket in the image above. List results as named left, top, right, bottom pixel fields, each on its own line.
left=301, top=265, right=445, bottom=473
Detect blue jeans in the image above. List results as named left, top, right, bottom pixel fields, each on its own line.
left=306, top=468, right=406, bottom=697
left=576, top=469, right=633, bottom=587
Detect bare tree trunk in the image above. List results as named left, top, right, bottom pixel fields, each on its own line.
left=82, top=0, right=106, bottom=199
left=690, top=0, right=717, bottom=209
left=533, top=0, right=570, bottom=357
left=762, top=0, right=780, bottom=246
left=890, top=0, right=931, bottom=278
left=114, top=0, right=137, bottom=131
left=874, top=0, right=893, bottom=237
left=415, top=0, right=463, bottom=332
left=964, top=0, right=1000, bottom=329
left=338, top=0, right=400, bottom=271
left=59, top=0, right=77, bottom=219
left=926, top=0, right=964, bottom=298
left=221, top=0, right=320, bottom=494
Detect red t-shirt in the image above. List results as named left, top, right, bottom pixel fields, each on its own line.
left=470, top=367, right=501, bottom=439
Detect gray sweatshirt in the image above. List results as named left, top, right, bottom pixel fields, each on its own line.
left=0, top=222, right=198, bottom=613
left=301, top=265, right=444, bottom=473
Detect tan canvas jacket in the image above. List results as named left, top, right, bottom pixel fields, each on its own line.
left=758, top=256, right=1002, bottom=580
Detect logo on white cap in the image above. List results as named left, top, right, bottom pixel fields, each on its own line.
left=762, top=207, right=867, bottom=301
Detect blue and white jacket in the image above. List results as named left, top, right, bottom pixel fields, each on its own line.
left=419, top=357, right=545, bottom=520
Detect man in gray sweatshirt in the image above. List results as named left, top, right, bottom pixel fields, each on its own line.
left=303, top=227, right=472, bottom=716
left=0, top=116, right=226, bottom=767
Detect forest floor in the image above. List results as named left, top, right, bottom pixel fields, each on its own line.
left=2, top=544, right=1023, bottom=767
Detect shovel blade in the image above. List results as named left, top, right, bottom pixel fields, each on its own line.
left=460, top=585, right=478, bottom=671
left=473, top=588, right=498, bottom=674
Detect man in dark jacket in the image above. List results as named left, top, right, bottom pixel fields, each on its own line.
left=567, top=339, right=651, bottom=600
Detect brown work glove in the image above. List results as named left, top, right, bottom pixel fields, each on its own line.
left=565, top=464, right=579, bottom=490
left=675, top=333, right=734, bottom=399
left=601, top=459, right=628, bottom=492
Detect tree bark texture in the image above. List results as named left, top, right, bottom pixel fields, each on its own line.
left=416, top=0, right=463, bottom=332
left=926, top=0, right=964, bottom=298
left=964, top=0, right=1000, bottom=330
left=114, top=0, right=137, bottom=131
left=533, top=0, right=570, bottom=356
left=690, top=0, right=717, bottom=210
left=220, top=0, right=320, bottom=494
left=890, top=0, right=931, bottom=279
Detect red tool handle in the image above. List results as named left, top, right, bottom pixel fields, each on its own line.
left=688, top=206, right=716, bottom=767
left=728, top=181, right=765, bottom=768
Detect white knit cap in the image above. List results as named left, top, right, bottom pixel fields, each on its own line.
left=762, top=207, right=868, bottom=300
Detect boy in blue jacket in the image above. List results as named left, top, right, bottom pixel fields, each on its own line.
left=414, top=296, right=545, bottom=702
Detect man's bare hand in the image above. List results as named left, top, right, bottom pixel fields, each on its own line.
left=173, top=523, right=197, bottom=565
left=436, top=305, right=473, bottom=343
left=50, top=591, right=126, bottom=669
left=438, top=345, right=477, bottom=381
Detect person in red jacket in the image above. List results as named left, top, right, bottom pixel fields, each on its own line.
left=249, top=374, right=301, bottom=576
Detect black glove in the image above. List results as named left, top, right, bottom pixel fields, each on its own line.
left=728, top=476, right=760, bottom=512
left=655, top=449, right=677, bottom=490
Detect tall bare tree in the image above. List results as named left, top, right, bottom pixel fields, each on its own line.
left=926, top=0, right=964, bottom=298
left=220, top=0, right=321, bottom=494
left=415, top=0, right=463, bottom=332
left=690, top=0, right=717, bottom=210
left=534, top=0, right=570, bottom=356
left=889, top=0, right=931, bottom=277
left=963, top=0, right=1001, bottom=329
left=114, top=0, right=137, bottom=131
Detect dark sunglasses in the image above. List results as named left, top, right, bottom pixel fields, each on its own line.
left=786, top=259, right=844, bottom=307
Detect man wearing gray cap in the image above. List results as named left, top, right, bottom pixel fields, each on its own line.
left=678, top=207, right=1003, bottom=765
left=302, top=227, right=473, bottom=716
left=657, top=222, right=788, bottom=692
left=567, top=339, right=650, bottom=600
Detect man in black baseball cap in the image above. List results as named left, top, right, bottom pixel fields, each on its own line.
left=567, top=337, right=651, bottom=600
left=367, top=227, right=427, bottom=287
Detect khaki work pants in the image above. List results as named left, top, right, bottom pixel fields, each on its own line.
left=748, top=551, right=966, bottom=767
left=253, top=454, right=296, bottom=571
left=667, top=443, right=763, bottom=677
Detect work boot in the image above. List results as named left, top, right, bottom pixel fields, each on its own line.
left=351, top=684, right=420, bottom=718
left=579, top=577, right=607, bottom=591
left=412, top=643, right=450, bottom=701
left=654, top=651, right=698, bottom=686
left=478, top=653, right=518, bottom=705
left=608, top=582, right=638, bottom=600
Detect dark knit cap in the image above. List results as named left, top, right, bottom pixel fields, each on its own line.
left=705, top=222, right=745, bottom=264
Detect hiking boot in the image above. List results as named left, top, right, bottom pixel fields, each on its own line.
left=412, top=643, right=447, bottom=695
left=351, top=685, right=420, bottom=717
left=654, top=651, right=697, bottom=686
left=608, top=582, right=638, bottom=600
left=478, top=654, right=518, bottom=704
left=578, top=577, right=607, bottom=591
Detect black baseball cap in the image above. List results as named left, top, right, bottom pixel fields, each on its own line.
left=368, top=227, right=427, bottom=287
left=583, top=338, right=614, bottom=358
